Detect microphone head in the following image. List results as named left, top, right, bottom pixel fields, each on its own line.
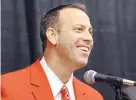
left=84, top=70, right=97, bottom=84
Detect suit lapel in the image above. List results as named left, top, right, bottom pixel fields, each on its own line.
left=29, top=59, right=54, bottom=100
left=73, top=77, right=87, bottom=100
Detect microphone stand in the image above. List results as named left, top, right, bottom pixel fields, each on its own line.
left=108, top=79, right=123, bottom=100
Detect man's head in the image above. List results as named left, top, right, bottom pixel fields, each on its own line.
left=40, top=4, right=87, bottom=48
left=40, top=4, right=93, bottom=69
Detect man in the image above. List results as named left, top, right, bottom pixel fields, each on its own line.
left=1, top=4, right=103, bottom=100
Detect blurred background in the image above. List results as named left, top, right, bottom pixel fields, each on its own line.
left=1, top=0, right=136, bottom=100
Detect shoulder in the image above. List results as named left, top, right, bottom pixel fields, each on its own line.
left=1, top=65, right=30, bottom=99
left=73, top=77, right=103, bottom=100
left=1, top=60, right=38, bottom=99
left=1, top=64, right=31, bottom=91
left=1, top=59, right=41, bottom=99
left=1, top=59, right=39, bottom=80
left=2, top=65, right=30, bottom=81
left=1, top=59, right=39, bottom=89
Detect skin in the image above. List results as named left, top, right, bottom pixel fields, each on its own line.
left=44, top=8, right=94, bottom=83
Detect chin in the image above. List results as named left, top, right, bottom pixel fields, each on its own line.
left=76, top=58, right=88, bottom=68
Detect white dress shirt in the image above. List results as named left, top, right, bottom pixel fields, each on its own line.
left=40, top=57, right=75, bottom=100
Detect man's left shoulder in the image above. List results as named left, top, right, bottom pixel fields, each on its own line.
left=73, top=77, right=103, bottom=100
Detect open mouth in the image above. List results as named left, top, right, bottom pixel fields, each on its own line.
left=77, top=46, right=89, bottom=52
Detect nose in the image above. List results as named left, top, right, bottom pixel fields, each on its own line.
left=82, top=32, right=93, bottom=44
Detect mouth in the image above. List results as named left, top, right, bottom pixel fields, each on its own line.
left=77, top=46, right=89, bottom=52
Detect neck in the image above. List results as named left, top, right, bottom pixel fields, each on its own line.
left=44, top=47, right=74, bottom=84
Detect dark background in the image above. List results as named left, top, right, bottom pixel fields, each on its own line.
left=1, top=0, right=136, bottom=100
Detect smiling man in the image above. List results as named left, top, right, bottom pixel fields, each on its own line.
left=2, top=4, right=103, bottom=100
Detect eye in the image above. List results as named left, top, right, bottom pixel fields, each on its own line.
left=89, top=29, right=93, bottom=36
left=74, top=27, right=83, bottom=33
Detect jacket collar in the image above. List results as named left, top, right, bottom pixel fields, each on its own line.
left=30, top=59, right=54, bottom=100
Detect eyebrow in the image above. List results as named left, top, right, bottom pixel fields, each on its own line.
left=73, top=24, right=92, bottom=30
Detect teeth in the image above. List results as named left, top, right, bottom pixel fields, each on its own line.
left=78, top=47, right=89, bottom=52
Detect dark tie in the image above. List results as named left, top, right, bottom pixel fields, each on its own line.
left=60, top=85, right=70, bottom=100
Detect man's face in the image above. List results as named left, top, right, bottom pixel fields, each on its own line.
left=56, top=8, right=93, bottom=69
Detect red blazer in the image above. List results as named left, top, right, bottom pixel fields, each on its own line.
left=1, top=59, right=103, bottom=100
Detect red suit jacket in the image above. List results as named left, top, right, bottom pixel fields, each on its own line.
left=1, top=59, right=103, bottom=100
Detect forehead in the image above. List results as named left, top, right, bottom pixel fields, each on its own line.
left=58, top=8, right=92, bottom=28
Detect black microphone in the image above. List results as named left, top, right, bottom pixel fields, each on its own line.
left=84, top=70, right=136, bottom=86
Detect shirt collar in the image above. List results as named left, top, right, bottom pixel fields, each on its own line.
left=40, top=56, right=74, bottom=98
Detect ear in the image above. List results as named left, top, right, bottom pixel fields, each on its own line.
left=46, top=28, right=58, bottom=45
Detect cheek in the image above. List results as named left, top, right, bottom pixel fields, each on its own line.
left=56, top=40, right=75, bottom=61
left=56, top=32, right=83, bottom=53
left=56, top=37, right=70, bottom=56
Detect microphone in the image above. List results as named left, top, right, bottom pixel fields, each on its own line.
left=84, top=70, right=136, bottom=86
